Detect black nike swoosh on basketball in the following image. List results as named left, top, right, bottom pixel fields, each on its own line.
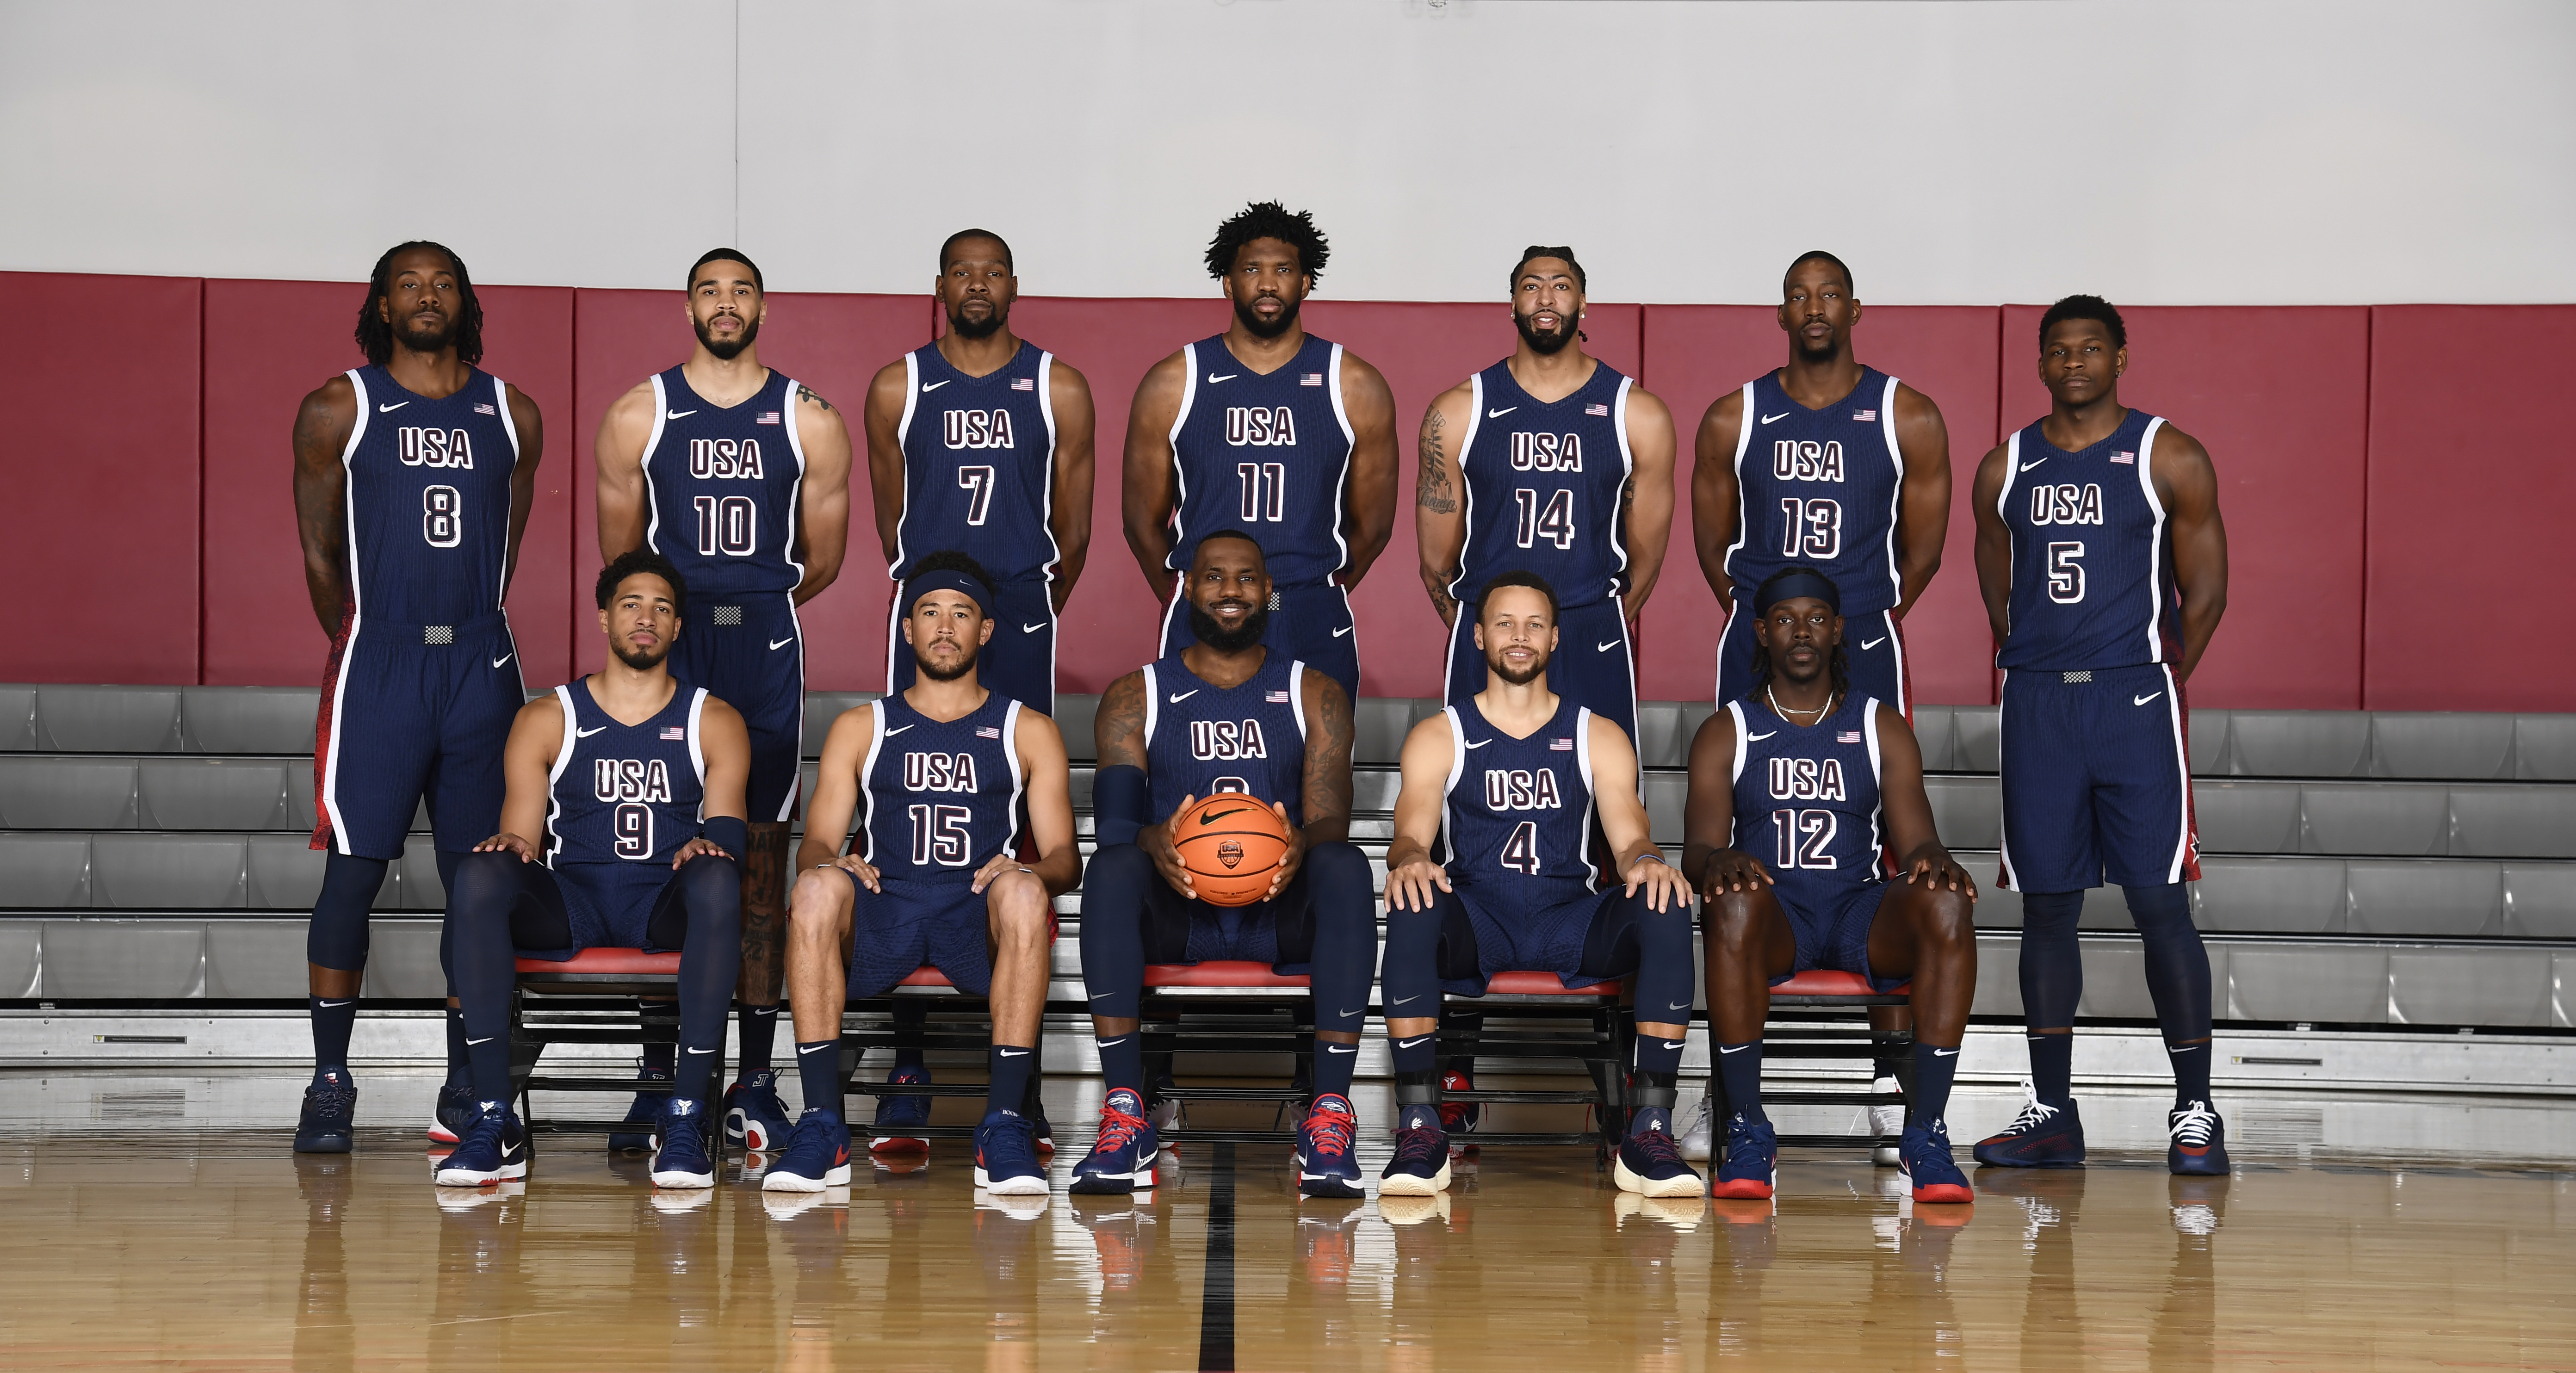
left=1196, top=807, right=1256, bottom=826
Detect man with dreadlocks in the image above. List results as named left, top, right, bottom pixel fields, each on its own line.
left=1120, top=201, right=1399, bottom=706
left=1681, top=565, right=1981, bottom=1206
left=288, top=241, right=546, bottom=1152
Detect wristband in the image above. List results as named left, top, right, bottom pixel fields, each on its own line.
left=703, top=815, right=749, bottom=858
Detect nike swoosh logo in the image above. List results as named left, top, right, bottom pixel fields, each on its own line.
left=1090, top=992, right=1118, bottom=1002
left=1860, top=637, right=1886, bottom=651
left=2134, top=692, right=2163, bottom=706
left=576, top=726, right=607, bottom=738
left=1391, top=993, right=1421, bottom=1005
left=1331, top=626, right=1353, bottom=637
left=1745, top=730, right=1776, bottom=741
left=1326, top=1045, right=1356, bottom=1054
left=1396, top=1036, right=1431, bottom=1049
left=1759, top=411, right=1789, bottom=425
left=798, top=1043, right=836, bottom=1055
left=1597, top=640, right=1620, bottom=652
left=1196, top=806, right=1254, bottom=826
left=1662, top=1041, right=1686, bottom=1050
left=1337, top=1008, right=1362, bottom=1019
left=1023, top=622, right=1045, bottom=633
left=316, top=1000, right=351, bottom=1008
left=466, top=1036, right=494, bottom=1046
left=1933, top=1048, right=1961, bottom=1057
left=491, top=653, right=514, bottom=669
left=1464, top=738, right=1491, bottom=749
left=770, top=637, right=794, bottom=650
left=666, top=409, right=696, bottom=420
left=378, top=401, right=410, bottom=412
left=1667, top=1001, right=1690, bottom=1011
left=920, top=380, right=949, bottom=392
left=1168, top=690, right=1198, bottom=704
left=2020, top=456, right=2050, bottom=472
left=885, top=724, right=913, bottom=736
left=1487, top=406, right=1517, bottom=419
left=999, top=1049, right=1028, bottom=1058
left=1207, top=372, right=1237, bottom=383
left=686, top=1047, right=716, bottom=1054
left=1719, top=1044, right=1752, bottom=1054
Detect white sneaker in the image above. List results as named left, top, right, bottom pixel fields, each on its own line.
left=1870, top=1076, right=1904, bottom=1167
left=1679, top=1093, right=1716, bottom=1163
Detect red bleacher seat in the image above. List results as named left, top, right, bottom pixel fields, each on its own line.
left=514, top=948, right=681, bottom=976
left=1773, top=970, right=1911, bottom=997
left=1144, top=960, right=1311, bottom=988
left=1484, top=970, right=1622, bottom=996
left=896, top=967, right=954, bottom=988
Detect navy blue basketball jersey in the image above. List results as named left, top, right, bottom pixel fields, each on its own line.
left=640, top=367, right=808, bottom=598
left=1994, top=408, right=2175, bottom=672
left=1141, top=651, right=1309, bottom=826
left=544, top=680, right=708, bottom=866
left=1165, top=334, right=1354, bottom=588
left=340, top=365, right=520, bottom=626
left=1452, top=360, right=1635, bottom=610
left=1726, top=692, right=1886, bottom=906
left=892, top=342, right=1062, bottom=586
left=857, top=690, right=1026, bottom=879
left=1724, top=367, right=1906, bottom=617
left=1439, top=697, right=1599, bottom=904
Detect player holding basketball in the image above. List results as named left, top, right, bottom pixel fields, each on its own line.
left=1683, top=566, right=1980, bottom=1205
left=290, top=241, right=545, bottom=1153
left=1416, top=245, right=1675, bottom=743
left=762, top=552, right=1081, bottom=1197
left=1069, top=531, right=1375, bottom=1200
left=1377, top=570, right=1699, bottom=1199
left=436, top=550, right=750, bottom=1188
left=595, top=248, right=853, bottom=1156
left=1692, top=250, right=1953, bottom=714
left=1121, top=201, right=1399, bottom=705
left=1969, top=296, right=2230, bottom=1176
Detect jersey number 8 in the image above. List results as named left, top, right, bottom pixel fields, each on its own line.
left=423, top=485, right=462, bottom=549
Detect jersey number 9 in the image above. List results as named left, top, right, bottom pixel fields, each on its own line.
left=613, top=802, right=653, bottom=860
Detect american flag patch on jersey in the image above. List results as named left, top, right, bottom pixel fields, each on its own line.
left=756, top=411, right=781, bottom=425
left=661, top=726, right=686, bottom=740
left=1585, top=402, right=1610, bottom=416
left=1550, top=737, right=1574, bottom=751
left=473, top=402, right=496, bottom=415
left=1839, top=730, right=1862, bottom=743
left=1852, top=408, right=1878, bottom=421
left=1011, top=377, right=1035, bottom=391
left=1267, top=690, right=1290, bottom=703
left=1300, top=372, right=1325, bottom=386
left=2112, top=450, right=2136, bottom=464
left=977, top=725, right=1002, bottom=739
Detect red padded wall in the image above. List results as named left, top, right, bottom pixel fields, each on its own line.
left=0, top=273, right=201, bottom=684
left=1637, top=305, right=2002, bottom=705
left=569, top=289, right=927, bottom=687
left=2365, top=305, right=2576, bottom=711
left=2001, top=305, right=2369, bottom=710
left=200, top=280, right=576, bottom=687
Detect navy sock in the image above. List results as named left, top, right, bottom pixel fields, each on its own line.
left=2124, top=882, right=2216, bottom=1107
left=2168, top=1041, right=2212, bottom=1107
left=1391, top=1026, right=1439, bottom=1079
left=1096, top=1033, right=1143, bottom=1094
left=891, top=999, right=928, bottom=1075
left=1635, top=1026, right=1688, bottom=1078
left=737, top=1002, right=780, bottom=1080
left=795, top=1040, right=843, bottom=1119
left=1715, top=1040, right=1765, bottom=1120
left=309, top=996, right=356, bottom=1078
left=2027, top=1033, right=2075, bottom=1106
left=1912, top=1041, right=1961, bottom=1129
left=442, top=1007, right=470, bottom=1090
left=1314, top=1038, right=1358, bottom=1099
left=987, top=1044, right=1037, bottom=1118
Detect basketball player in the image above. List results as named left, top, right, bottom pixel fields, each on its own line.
left=1121, top=201, right=1399, bottom=705
left=1969, top=296, right=2229, bottom=1177
left=435, top=550, right=750, bottom=1189
left=595, top=248, right=853, bottom=1155
left=1682, top=566, right=1980, bottom=1205
left=1069, top=531, right=1375, bottom=1200
left=1416, top=245, right=1675, bottom=743
left=1692, top=250, right=1954, bottom=714
left=1377, top=570, right=1699, bottom=1199
left=762, top=552, right=1081, bottom=1197
left=289, top=241, right=545, bottom=1153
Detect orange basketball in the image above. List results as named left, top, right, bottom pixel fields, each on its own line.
left=1172, top=795, right=1293, bottom=906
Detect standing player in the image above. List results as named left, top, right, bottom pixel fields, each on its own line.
left=1692, top=250, right=1954, bottom=714
left=762, top=553, right=1082, bottom=1197
left=867, top=228, right=1097, bottom=715
left=1415, top=245, right=1676, bottom=744
left=1968, top=296, right=2230, bottom=1176
left=1682, top=566, right=1980, bottom=1205
left=289, top=241, right=545, bottom=1153
left=1121, top=201, right=1399, bottom=705
left=595, top=248, right=853, bottom=1153
left=434, top=550, right=750, bottom=1189
left=1376, top=571, right=1700, bottom=1199
left=1067, top=532, right=1377, bottom=1200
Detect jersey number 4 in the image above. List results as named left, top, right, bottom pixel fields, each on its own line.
left=1771, top=808, right=1839, bottom=870
left=692, top=495, right=758, bottom=557
left=908, top=803, right=973, bottom=867
left=1499, top=820, right=1544, bottom=875
left=1513, top=488, right=1576, bottom=550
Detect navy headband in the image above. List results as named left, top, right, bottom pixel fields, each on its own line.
left=904, top=570, right=994, bottom=619
left=1754, top=568, right=1842, bottom=615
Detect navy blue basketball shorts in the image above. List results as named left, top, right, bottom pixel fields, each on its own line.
left=1444, top=598, right=1637, bottom=745
left=1715, top=600, right=1911, bottom=718
left=667, top=592, right=803, bottom=824
left=1997, top=663, right=2202, bottom=893
left=504, top=860, right=697, bottom=959
left=1766, top=880, right=1906, bottom=993
left=842, top=873, right=997, bottom=999
left=1422, top=884, right=1629, bottom=996
left=889, top=576, right=1056, bottom=718
left=312, top=608, right=523, bottom=860
left=1161, top=580, right=1360, bottom=707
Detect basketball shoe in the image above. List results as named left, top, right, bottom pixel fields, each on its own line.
left=1974, top=1079, right=2086, bottom=1168
left=869, top=1065, right=932, bottom=1154
left=973, top=1108, right=1048, bottom=1195
left=2167, top=1100, right=2229, bottom=1176
left=649, top=1095, right=717, bottom=1189
left=1614, top=1108, right=1703, bottom=1198
left=1679, top=1091, right=1715, bottom=1163
left=1379, top=1110, right=1452, bottom=1196
left=1294, top=1093, right=1363, bottom=1199
left=1870, top=1075, right=1906, bottom=1167
left=607, top=1060, right=670, bottom=1153
left=1900, top=1120, right=1974, bottom=1204
left=1438, top=1068, right=1480, bottom=1138
left=1069, top=1088, right=1158, bottom=1195
left=428, top=1081, right=477, bottom=1144
left=723, top=1070, right=794, bottom=1152
left=762, top=1108, right=853, bottom=1193
left=294, top=1070, right=358, bottom=1154
left=433, top=1105, right=528, bottom=1186
left=1709, top=1110, right=1778, bottom=1200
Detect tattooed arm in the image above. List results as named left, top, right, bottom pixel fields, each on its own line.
left=291, top=375, right=357, bottom=636
left=790, top=381, right=854, bottom=604
left=1297, top=668, right=1355, bottom=847
left=1413, top=383, right=1474, bottom=627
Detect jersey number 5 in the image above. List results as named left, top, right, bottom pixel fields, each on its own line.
left=2046, top=541, right=2086, bottom=604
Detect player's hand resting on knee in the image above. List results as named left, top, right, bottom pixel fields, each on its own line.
left=1383, top=854, right=1451, bottom=913
left=817, top=853, right=881, bottom=895
left=1696, top=848, right=1772, bottom=901
left=473, top=832, right=540, bottom=862
left=1143, top=795, right=1198, bottom=898
left=671, top=835, right=732, bottom=868
left=969, top=852, right=1034, bottom=896
left=1898, top=844, right=1977, bottom=898
left=1624, top=853, right=1695, bottom=913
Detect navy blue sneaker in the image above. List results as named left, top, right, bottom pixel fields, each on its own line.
left=1614, top=1114, right=1703, bottom=1198
left=1378, top=1115, right=1452, bottom=1197
left=1069, top=1089, right=1158, bottom=1195
left=1901, top=1120, right=1975, bottom=1204
left=1710, top=1110, right=1778, bottom=1200
left=974, top=1109, right=1048, bottom=1196
left=1294, top=1093, right=1363, bottom=1200
left=1438, top=1068, right=1481, bottom=1137
left=2167, top=1101, right=2229, bottom=1176
left=433, top=1105, right=528, bottom=1186
left=294, top=1070, right=357, bottom=1154
left=428, top=1081, right=476, bottom=1144
left=650, top=1094, right=717, bottom=1189
left=869, top=1066, right=932, bottom=1154
left=724, top=1070, right=793, bottom=1153
left=608, top=1062, right=670, bottom=1153
left=761, top=1109, right=852, bottom=1194
left=1975, top=1083, right=2087, bottom=1169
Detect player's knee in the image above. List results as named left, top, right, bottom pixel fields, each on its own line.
left=1638, top=901, right=1696, bottom=961
left=1087, top=841, right=1152, bottom=889
left=1702, top=891, right=1767, bottom=953
left=986, top=871, right=1050, bottom=946
left=448, top=851, right=520, bottom=920
left=1914, top=887, right=1976, bottom=951
left=787, top=870, right=849, bottom=935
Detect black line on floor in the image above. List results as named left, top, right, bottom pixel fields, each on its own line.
left=1198, top=1141, right=1236, bottom=1372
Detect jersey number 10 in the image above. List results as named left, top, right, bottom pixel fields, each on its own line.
left=693, top=495, right=757, bottom=557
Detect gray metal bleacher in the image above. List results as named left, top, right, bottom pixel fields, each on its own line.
left=1, top=684, right=2571, bottom=1030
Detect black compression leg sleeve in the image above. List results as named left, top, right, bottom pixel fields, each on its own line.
left=446, top=853, right=527, bottom=1107
left=2019, top=891, right=2087, bottom=1104
left=671, top=857, right=744, bottom=1107
left=2125, top=882, right=2214, bottom=1105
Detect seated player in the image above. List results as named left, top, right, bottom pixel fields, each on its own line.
left=762, top=552, right=1081, bottom=1196
left=1069, top=531, right=1376, bottom=1200
left=1378, top=570, right=1700, bottom=1198
left=437, top=550, right=751, bottom=1189
left=1682, top=566, right=1980, bottom=1205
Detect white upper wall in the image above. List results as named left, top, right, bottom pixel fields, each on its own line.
left=6, top=0, right=2570, bottom=304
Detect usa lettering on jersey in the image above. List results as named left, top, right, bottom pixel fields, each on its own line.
left=594, top=758, right=674, bottom=803
left=1772, top=439, right=1842, bottom=482
left=1225, top=407, right=1296, bottom=446
left=1509, top=433, right=1583, bottom=471
left=2025, top=482, right=2105, bottom=526
left=902, top=751, right=980, bottom=792
left=1766, top=756, right=1849, bottom=802
left=397, top=427, right=474, bottom=469
left=1483, top=767, right=1565, bottom=810
left=687, top=438, right=764, bottom=479
left=942, top=409, right=1016, bottom=450
left=1190, top=719, right=1269, bottom=761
